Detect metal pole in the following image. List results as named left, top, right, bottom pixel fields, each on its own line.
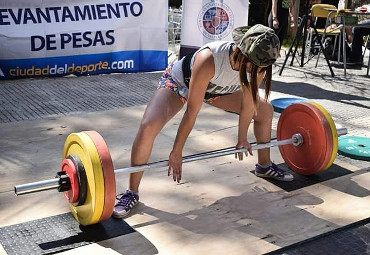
left=114, top=136, right=299, bottom=175
left=15, top=178, right=60, bottom=195
left=14, top=128, right=348, bottom=196
left=115, top=127, right=347, bottom=175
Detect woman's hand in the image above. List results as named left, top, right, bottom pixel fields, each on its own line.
left=273, top=18, right=279, bottom=29
left=235, top=140, right=253, bottom=161
left=168, top=150, right=183, bottom=183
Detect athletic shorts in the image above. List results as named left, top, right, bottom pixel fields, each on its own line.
left=157, top=64, right=221, bottom=104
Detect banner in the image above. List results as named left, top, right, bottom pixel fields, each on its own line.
left=0, top=0, right=168, bottom=79
left=179, top=0, right=249, bottom=58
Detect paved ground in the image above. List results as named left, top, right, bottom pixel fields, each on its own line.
left=0, top=73, right=159, bottom=123
left=0, top=49, right=369, bottom=254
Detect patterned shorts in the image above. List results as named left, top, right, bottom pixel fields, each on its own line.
left=157, top=64, right=187, bottom=104
left=157, top=65, right=221, bottom=104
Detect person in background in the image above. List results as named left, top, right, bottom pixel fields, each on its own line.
left=268, top=0, right=296, bottom=50
left=347, top=3, right=370, bottom=66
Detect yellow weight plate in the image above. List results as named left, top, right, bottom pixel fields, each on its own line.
left=309, top=102, right=338, bottom=170
left=63, top=132, right=105, bottom=226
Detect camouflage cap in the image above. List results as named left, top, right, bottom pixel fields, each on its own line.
left=232, top=24, right=280, bottom=67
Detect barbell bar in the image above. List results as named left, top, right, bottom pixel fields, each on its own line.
left=14, top=128, right=348, bottom=196
left=13, top=102, right=349, bottom=225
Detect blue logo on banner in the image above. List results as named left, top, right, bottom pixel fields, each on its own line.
left=0, top=50, right=167, bottom=79
left=197, top=2, right=234, bottom=40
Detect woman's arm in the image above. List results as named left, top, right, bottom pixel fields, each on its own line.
left=236, top=84, right=255, bottom=160
left=236, top=70, right=267, bottom=160
left=168, top=49, right=215, bottom=182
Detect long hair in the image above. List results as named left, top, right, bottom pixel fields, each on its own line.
left=232, top=47, right=272, bottom=106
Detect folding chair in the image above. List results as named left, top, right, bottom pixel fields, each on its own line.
left=305, top=4, right=343, bottom=67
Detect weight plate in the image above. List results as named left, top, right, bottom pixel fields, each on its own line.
left=67, top=155, right=88, bottom=206
left=309, top=102, right=338, bottom=170
left=84, top=131, right=116, bottom=222
left=271, top=98, right=308, bottom=113
left=302, top=103, right=333, bottom=171
left=60, top=158, right=79, bottom=203
left=277, top=103, right=331, bottom=175
left=338, top=136, right=370, bottom=161
left=63, top=132, right=105, bottom=226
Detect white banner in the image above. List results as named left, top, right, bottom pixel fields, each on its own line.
left=0, top=0, right=168, bottom=79
left=180, top=0, right=249, bottom=58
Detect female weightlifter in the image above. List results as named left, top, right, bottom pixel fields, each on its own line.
left=113, top=24, right=294, bottom=218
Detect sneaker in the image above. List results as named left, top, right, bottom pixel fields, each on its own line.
left=112, top=190, right=139, bottom=218
left=254, top=163, right=294, bottom=182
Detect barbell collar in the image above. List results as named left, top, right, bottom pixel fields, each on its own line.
left=337, top=127, right=348, bottom=136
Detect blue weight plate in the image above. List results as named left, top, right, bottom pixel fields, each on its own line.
left=338, top=136, right=370, bottom=161
left=271, top=98, right=308, bottom=113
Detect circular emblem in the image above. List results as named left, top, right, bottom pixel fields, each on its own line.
left=197, top=2, right=234, bottom=40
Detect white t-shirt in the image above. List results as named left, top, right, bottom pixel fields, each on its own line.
left=170, top=41, right=241, bottom=100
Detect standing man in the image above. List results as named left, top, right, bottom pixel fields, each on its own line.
left=268, top=0, right=296, bottom=49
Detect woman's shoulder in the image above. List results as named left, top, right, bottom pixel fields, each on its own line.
left=203, top=41, right=233, bottom=50
left=191, top=41, right=232, bottom=69
left=199, top=41, right=233, bottom=59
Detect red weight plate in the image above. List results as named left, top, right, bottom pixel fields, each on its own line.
left=277, top=103, right=331, bottom=175
left=301, top=103, right=334, bottom=172
left=84, top=131, right=116, bottom=222
left=60, top=158, right=79, bottom=203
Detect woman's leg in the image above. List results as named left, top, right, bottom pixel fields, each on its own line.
left=206, top=91, right=273, bottom=165
left=129, top=89, right=185, bottom=192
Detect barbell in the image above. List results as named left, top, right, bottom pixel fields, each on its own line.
left=14, top=102, right=348, bottom=226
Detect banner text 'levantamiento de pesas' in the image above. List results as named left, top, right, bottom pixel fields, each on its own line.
left=0, top=0, right=168, bottom=79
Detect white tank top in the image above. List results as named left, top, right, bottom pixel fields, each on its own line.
left=171, top=41, right=240, bottom=97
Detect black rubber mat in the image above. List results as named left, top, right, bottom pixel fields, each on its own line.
left=266, top=217, right=370, bottom=255
left=0, top=213, right=157, bottom=255
left=252, top=163, right=353, bottom=192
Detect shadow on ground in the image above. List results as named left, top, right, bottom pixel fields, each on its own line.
left=272, top=80, right=370, bottom=110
